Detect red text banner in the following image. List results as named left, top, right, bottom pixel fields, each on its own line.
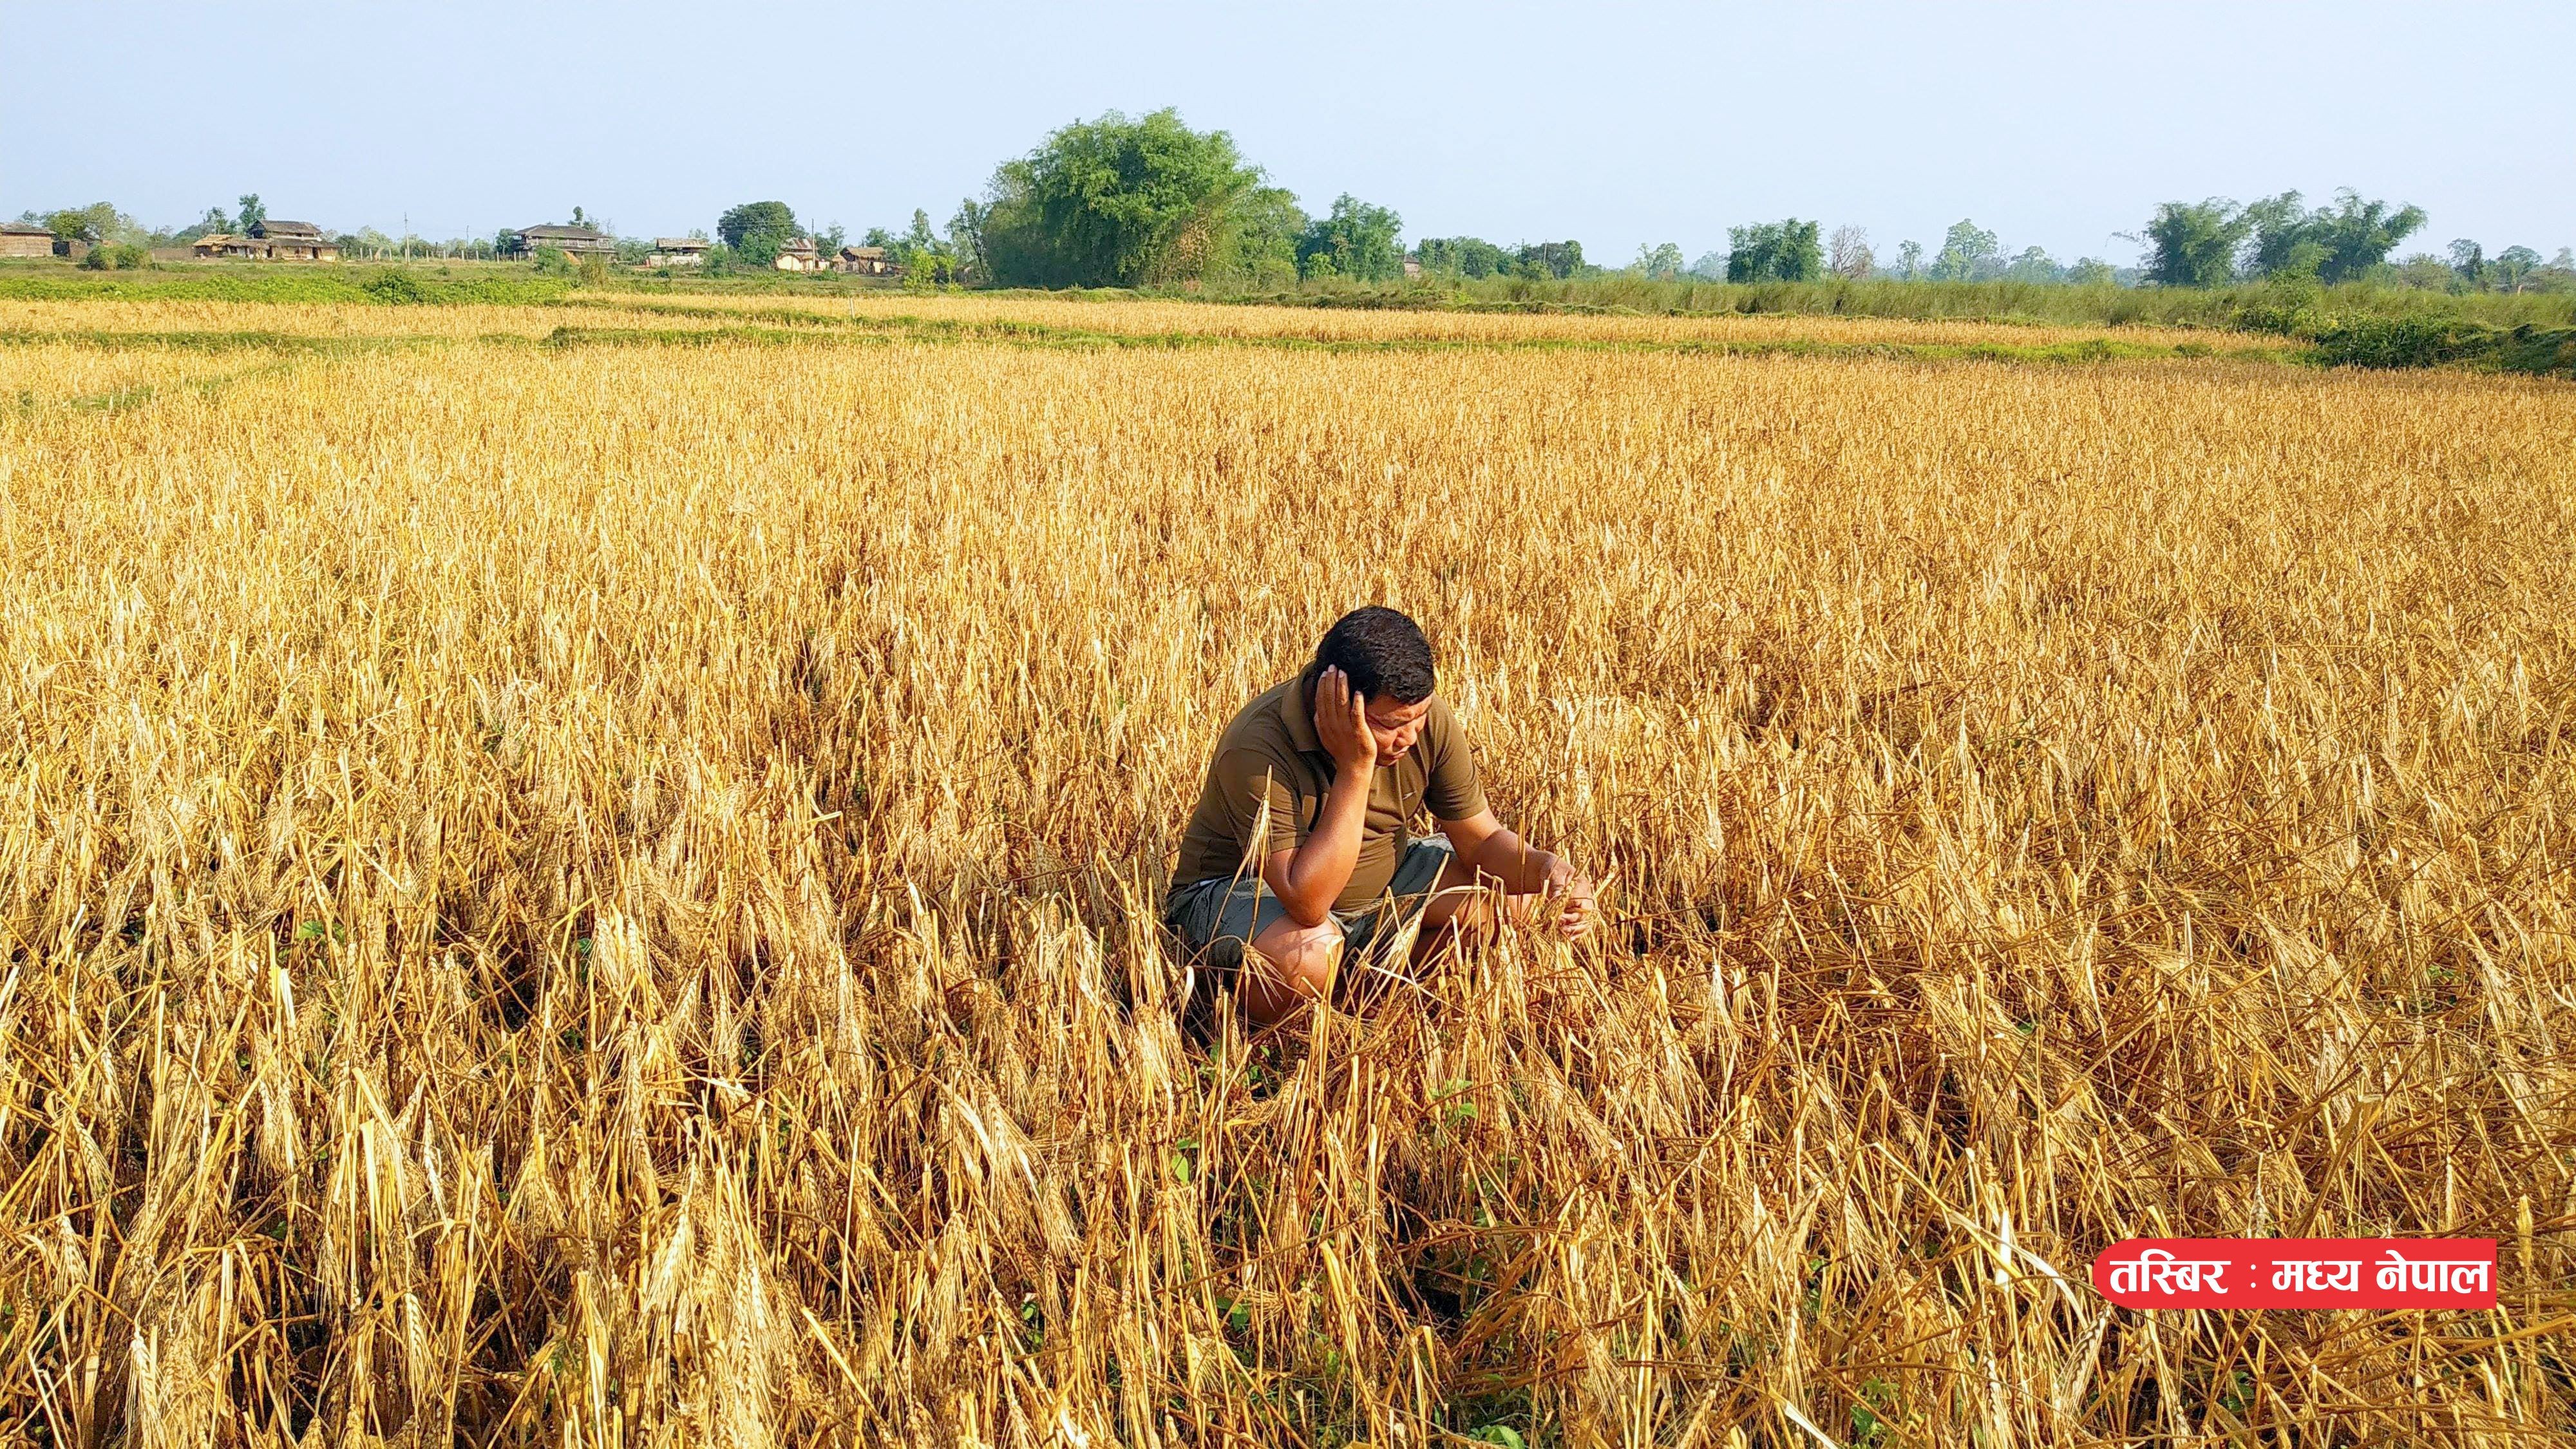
left=2091, top=1238, right=2496, bottom=1310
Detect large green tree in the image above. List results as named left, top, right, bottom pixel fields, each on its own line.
left=2141, top=199, right=2251, bottom=287
left=1296, top=194, right=1404, bottom=282
left=2490, top=245, right=2544, bottom=294
left=1417, top=236, right=1511, bottom=278
left=1726, top=219, right=1823, bottom=282
left=2304, top=190, right=2427, bottom=282
left=980, top=109, right=1267, bottom=287
left=2232, top=189, right=2426, bottom=284
left=946, top=199, right=990, bottom=280
left=1633, top=242, right=1687, bottom=281
left=33, top=202, right=154, bottom=263
left=1930, top=218, right=1999, bottom=282
left=43, top=202, right=130, bottom=247
left=1512, top=241, right=1586, bottom=279
left=2002, top=245, right=2061, bottom=283
left=717, top=201, right=799, bottom=267
left=2243, top=191, right=2322, bottom=278
left=1230, top=187, right=1307, bottom=287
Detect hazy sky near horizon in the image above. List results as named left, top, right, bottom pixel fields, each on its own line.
left=8, top=1, right=2572, bottom=266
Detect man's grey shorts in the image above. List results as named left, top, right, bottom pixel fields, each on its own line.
left=1164, top=835, right=1455, bottom=978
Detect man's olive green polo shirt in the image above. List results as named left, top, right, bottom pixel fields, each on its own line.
left=1172, top=676, right=1488, bottom=913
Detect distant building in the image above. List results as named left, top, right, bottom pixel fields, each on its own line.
left=513, top=224, right=616, bottom=258
left=0, top=220, right=54, bottom=258
left=189, top=221, right=339, bottom=261
left=772, top=237, right=825, bottom=272
left=647, top=238, right=708, bottom=267
left=1401, top=258, right=1423, bottom=279
left=250, top=220, right=339, bottom=261
left=838, top=245, right=898, bottom=276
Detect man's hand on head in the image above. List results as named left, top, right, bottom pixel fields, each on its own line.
left=1267, top=667, right=1380, bottom=927
left=1313, top=668, right=1378, bottom=775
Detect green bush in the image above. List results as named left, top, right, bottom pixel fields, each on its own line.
left=2498, top=325, right=2576, bottom=377
left=79, top=243, right=151, bottom=272
left=2309, top=315, right=2480, bottom=368
left=2304, top=315, right=2576, bottom=377
left=360, top=269, right=433, bottom=305
left=2229, top=273, right=2324, bottom=337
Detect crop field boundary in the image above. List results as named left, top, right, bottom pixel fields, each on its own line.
left=2, top=310, right=2315, bottom=371
left=569, top=301, right=2318, bottom=366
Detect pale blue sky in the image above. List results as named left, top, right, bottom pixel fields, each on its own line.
left=7, top=1, right=2571, bottom=265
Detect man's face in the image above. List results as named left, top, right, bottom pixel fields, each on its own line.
left=1361, top=694, right=1432, bottom=768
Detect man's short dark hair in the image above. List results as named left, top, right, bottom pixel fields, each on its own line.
left=1305, top=607, right=1435, bottom=705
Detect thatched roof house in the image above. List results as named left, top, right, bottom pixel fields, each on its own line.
left=214, top=220, right=341, bottom=261
left=838, top=245, right=898, bottom=276
left=0, top=220, right=55, bottom=258
left=513, top=224, right=616, bottom=256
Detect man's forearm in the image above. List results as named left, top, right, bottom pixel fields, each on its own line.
left=1462, top=828, right=1564, bottom=896
left=1273, top=768, right=1373, bottom=923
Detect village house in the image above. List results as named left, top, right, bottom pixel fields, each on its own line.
left=0, top=220, right=56, bottom=258
left=772, top=237, right=825, bottom=272
left=837, top=245, right=898, bottom=276
left=512, top=223, right=616, bottom=258
left=646, top=238, right=708, bottom=267
left=192, top=220, right=340, bottom=261
left=252, top=220, right=338, bottom=260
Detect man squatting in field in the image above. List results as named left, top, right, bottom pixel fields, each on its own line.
left=1167, top=607, right=1598, bottom=1027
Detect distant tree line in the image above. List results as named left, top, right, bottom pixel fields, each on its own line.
left=2141, top=191, right=2427, bottom=287
left=1414, top=236, right=1589, bottom=281
left=1636, top=217, right=2121, bottom=288
left=14, top=124, right=2573, bottom=298
left=2121, top=189, right=2568, bottom=294
left=1611, top=191, right=2570, bottom=296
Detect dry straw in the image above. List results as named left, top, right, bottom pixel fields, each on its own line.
left=1, top=305, right=2573, bottom=1445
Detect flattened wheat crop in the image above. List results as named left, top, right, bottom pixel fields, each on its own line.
left=3, top=309, right=2575, bottom=1447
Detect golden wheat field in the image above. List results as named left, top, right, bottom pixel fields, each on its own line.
left=4, top=298, right=2575, bottom=1447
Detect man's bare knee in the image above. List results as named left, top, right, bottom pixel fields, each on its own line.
left=1244, top=916, right=1344, bottom=1023
left=1255, top=915, right=1344, bottom=991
